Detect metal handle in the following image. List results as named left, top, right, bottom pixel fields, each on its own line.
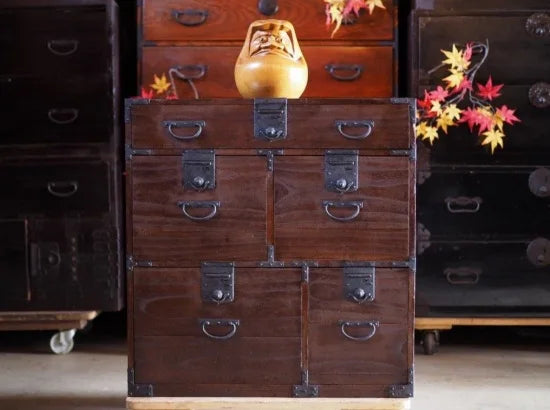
left=47, top=39, right=79, bottom=56
left=335, top=120, right=374, bottom=140
left=323, top=200, right=363, bottom=222
left=172, top=9, right=208, bottom=26
left=325, top=64, right=364, bottom=81
left=445, top=197, right=482, bottom=213
left=48, top=108, right=79, bottom=125
left=445, top=267, right=481, bottom=285
left=526, top=13, right=550, bottom=37
left=339, top=320, right=379, bottom=341
left=163, top=120, right=205, bottom=140
left=47, top=181, right=79, bottom=198
left=169, top=65, right=207, bottom=100
left=258, top=0, right=278, bottom=15
left=528, top=168, right=550, bottom=197
left=199, top=319, right=240, bottom=340
left=177, top=200, right=220, bottom=221
left=529, top=82, right=550, bottom=108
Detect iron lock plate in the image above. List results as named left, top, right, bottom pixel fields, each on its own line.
left=325, top=150, right=359, bottom=193
left=201, top=262, right=235, bottom=304
left=343, top=266, right=375, bottom=304
left=254, top=99, right=287, bottom=141
left=182, top=150, right=215, bottom=191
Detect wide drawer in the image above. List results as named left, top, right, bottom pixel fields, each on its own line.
left=131, top=155, right=268, bottom=264
left=0, top=5, right=109, bottom=76
left=418, top=167, right=550, bottom=240
left=416, top=241, right=550, bottom=315
left=129, top=100, right=411, bottom=150
left=416, top=14, right=550, bottom=85
left=274, top=156, right=410, bottom=262
left=142, top=0, right=394, bottom=42
left=140, top=45, right=395, bottom=99
left=0, top=161, right=110, bottom=217
left=133, top=267, right=301, bottom=390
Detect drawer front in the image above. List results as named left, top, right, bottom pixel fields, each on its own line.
left=141, top=45, right=395, bottom=99
left=417, top=14, right=550, bottom=85
left=130, top=102, right=410, bottom=150
left=417, top=242, right=550, bottom=314
left=418, top=168, right=550, bottom=240
left=0, top=220, right=30, bottom=303
left=133, top=267, right=301, bottom=389
left=0, top=161, right=110, bottom=217
left=131, top=155, right=268, bottom=264
left=274, top=156, right=410, bottom=262
left=309, top=268, right=410, bottom=389
left=142, top=0, right=394, bottom=42
left=0, top=6, right=109, bottom=76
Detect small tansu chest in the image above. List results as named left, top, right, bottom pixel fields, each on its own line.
left=125, top=98, right=416, bottom=404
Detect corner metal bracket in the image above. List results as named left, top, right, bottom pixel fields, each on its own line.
left=389, top=367, right=414, bottom=398
left=128, top=368, right=154, bottom=397
left=257, top=149, right=284, bottom=171
left=125, top=144, right=153, bottom=161
left=293, top=370, right=319, bottom=398
left=126, top=256, right=153, bottom=272
left=259, top=245, right=284, bottom=268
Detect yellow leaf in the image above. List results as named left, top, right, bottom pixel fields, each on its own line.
left=482, top=128, right=505, bottom=154
left=422, top=126, right=439, bottom=145
left=436, top=115, right=456, bottom=134
left=365, top=0, right=386, bottom=14
left=443, top=69, right=464, bottom=89
left=416, top=121, right=429, bottom=138
left=493, top=114, right=504, bottom=132
left=150, top=73, right=171, bottom=95
left=430, top=100, right=443, bottom=116
left=441, top=44, right=470, bottom=71
left=443, top=104, right=462, bottom=121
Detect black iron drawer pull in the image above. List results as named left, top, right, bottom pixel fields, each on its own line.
left=163, top=120, right=205, bottom=140
left=47, top=39, right=79, bottom=56
left=323, top=200, right=363, bottom=222
left=335, top=120, right=374, bottom=140
left=445, top=196, right=482, bottom=213
left=47, top=181, right=79, bottom=198
left=172, top=9, right=208, bottom=26
left=177, top=200, right=220, bottom=221
left=526, top=13, right=550, bottom=37
left=325, top=64, right=364, bottom=81
left=258, top=0, right=278, bottom=15
left=445, top=267, right=481, bottom=285
left=339, top=320, right=379, bottom=341
left=48, top=108, right=79, bottom=125
left=199, top=319, right=240, bottom=340
left=529, top=83, right=550, bottom=108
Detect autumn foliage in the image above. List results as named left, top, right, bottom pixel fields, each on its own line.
left=416, top=41, right=520, bottom=154
left=325, top=0, right=386, bottom=37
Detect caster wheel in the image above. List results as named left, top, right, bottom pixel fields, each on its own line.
left=422, top=331, right=438, bottom=355
left=49, top=329, right=76, bottom=354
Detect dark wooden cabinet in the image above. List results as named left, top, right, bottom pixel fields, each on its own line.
left=125, top=98, right=416, bottom=399
left=0, top=0, right=123, bottom=312
left=410, top=0, right=550, bottom=318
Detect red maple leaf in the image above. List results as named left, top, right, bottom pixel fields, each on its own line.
left=455, top=77, right=473, bottom=93
left=496, top=105, right=521, bottom=125
left=457, top=107, right=478, bottom=132
left=165, top=92, right=178, bottom=100
left=463, top=42, right=473, bottom=62
left=476, top=111, right=495, bottom=135
left=141, top=87, right=154, bottom=99
left=429, top=86, right=449, bottom=102
left=476, top=76, right=503, bottom=101
left=343, top=0, right=367, bottom=16
left=417, top=90, right=433, bottom=110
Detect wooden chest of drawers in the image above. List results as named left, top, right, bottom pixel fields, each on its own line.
left=138, top=0, right=399, bottom=98
left=125, top=98, right=416, bottom=400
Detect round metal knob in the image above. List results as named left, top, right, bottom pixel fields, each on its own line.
left=193, top=176, right=205, bottom=188
left=353, top=288, right=366, bottom=300
left=211, top=289, right=224, bottom=301
left=336, top=178, right=348, bottom=190
left=529, top=82, right=550, bottom=108
left=265, top=127, right=277, bottom=138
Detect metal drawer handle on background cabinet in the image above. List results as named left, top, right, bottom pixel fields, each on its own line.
left=339, top=320, right=379, bottom=341
left=526, top=13, right=550, bottom=37
left=444, top=267, right=482, bottom=285
left=199, top=319, right=240, bottom=340
left=529, top=168, right=550, bottom=197
left=171, top=9, right=208, bottom=26
left=529, top=83, right=550, bottom=108
left=325, top=64, right=364, bottom=81
left=527, top=238, right=550, bottom=267
left=323, top=200, right=364, bottom=222
left=48, top=108, right=79, bottom=125
left=47, top=181, right=79, bottom=198
left=335, top=120, right=374, bottom=140
left=47, top=39, right=79, bottom=56
left=169, top=65, right=207, bottom=100
left=445, top=196, right=482, bottom=213
left=177, top=201, right=220, bottom=221
left=258, top=0, right=278, bottom=15
left=163, top=120, right=205, bottom=140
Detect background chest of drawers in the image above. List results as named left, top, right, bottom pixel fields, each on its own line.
left=409, top=0, right=550, bottom=318
left=138, top=0, right=399, bottom=98
left=0, top=0, right=123, bottom=311
left=125, top=98, right=416, bottom=398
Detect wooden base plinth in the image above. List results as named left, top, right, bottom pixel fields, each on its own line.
left=0, top=311, right=99, bottom=331
left=415, top=317, right=550, bottom=331
left=126, top=397, right=411, bottom=410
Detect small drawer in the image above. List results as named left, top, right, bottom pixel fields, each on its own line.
left=129, top=100, right=411, bottom=150
left=0, top=161, right=110, bottom=217
left=142, top=0, right=394, bottom=42
left=418, top=167, right=550, bottom=240
left=274, top=156, right=410, bottom=262
left=141, top=46, right=394, bottom=99
left=133, top=267, right=301, bottom=388
left=309, top=268, right=411, bottom=388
